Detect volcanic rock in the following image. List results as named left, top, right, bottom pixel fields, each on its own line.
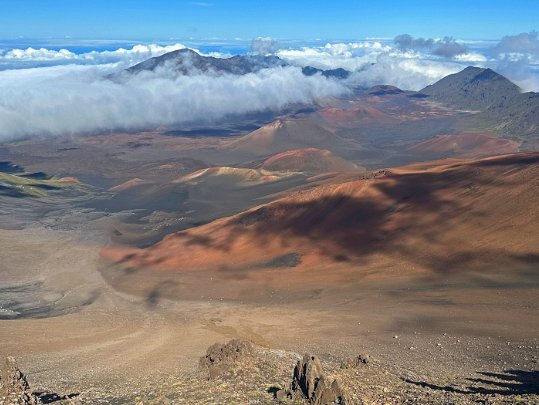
left=199, top=339, right=254, bottom=379
left=0, top=357, right=36, bottom=405
left=277, top=354, right=348, bottom=404
left=341, top=354, right=370, bottom=368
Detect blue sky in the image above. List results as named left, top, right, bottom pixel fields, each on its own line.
left=1, top=0, right=538, bottom=41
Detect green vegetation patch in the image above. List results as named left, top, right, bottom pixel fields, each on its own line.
left=0, top=172, right=81, bottom=198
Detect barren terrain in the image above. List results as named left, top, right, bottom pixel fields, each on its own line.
left=1, top=77, right=538, bottom=403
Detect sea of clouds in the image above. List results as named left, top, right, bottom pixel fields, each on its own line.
left=0, top=63, right=347, bottom=139
left=0, top=32, right=537, bottom=140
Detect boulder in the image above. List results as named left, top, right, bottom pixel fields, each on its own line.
left=340, top=353, right=370, bottom=369
left=0, top=357, right=36, bottom=405
left=277, top=354, right=347, bottom=404
left=199, top=339, right=254, bottom=379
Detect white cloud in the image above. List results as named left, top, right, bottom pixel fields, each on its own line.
left=276, top=41, right=466, bottom=90
left=250, top=37, right=279, bottom=55
left=0, top=43, right=188, bottom=68
left=278, top=39, right=538, bottom=91
left=454, top=52, right=488, bottom=62
left=393, top=34, right=468, bottom=58
left=0, top=36, right=537, bottom=141
left=4, top=47, right=77, bottom=60
left=488, top=32, right=539, bottom=92
left=0, top=65, right=347, bottom=140
left=277, top=41, right=391, bottom=71
left=346, top=54, right=462, bottom=90
left=492, top=31, right=539, bottom=61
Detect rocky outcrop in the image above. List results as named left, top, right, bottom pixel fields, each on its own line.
left=341, top=353, right=370, bottom=369
left=0, top=357, right=36, bottom=405
left=276, top=354, right=347, bottom=404
left=199, top=339, right=254, bottom=379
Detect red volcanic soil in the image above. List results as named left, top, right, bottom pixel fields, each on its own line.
left=318, top=105, right=400, bottom=128
left=260, top=148, right=361, bottom=173
left=226, top=118, right=359, bottom=156
left=109, top=178, right=149, bottom=192
left=57, top=177, right=80, bottom=183
left=174, top=166, right=295, bottom=184
left=408, top=132, right=520, bottom=158
left=103, top=152, right=539, bottom=278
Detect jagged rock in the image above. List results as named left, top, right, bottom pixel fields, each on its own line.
left=199, top=339, right=254, bottom=379
left=341, top=353, right=370, bottom=369
left=0, top=357, right=36, bottom=405
left=277, top=354, right=348, bottom=404
left=292, top=354, right=324, bottom=399
left=312, top=377, right=347, bottom=405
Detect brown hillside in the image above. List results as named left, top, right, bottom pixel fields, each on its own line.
left=318, top=105, right=400, bottom=128
left=261, top=148, right=361, bottom=173
left=225, top=118, right=359, bottom=157
left=103, top=152, right=539, bottom=279
left=408, top=132, right=520, bottom=158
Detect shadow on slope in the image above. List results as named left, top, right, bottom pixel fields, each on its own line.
left=405, top=369, right=539, bottom=396
left=106, top=152, right=539, bottom=278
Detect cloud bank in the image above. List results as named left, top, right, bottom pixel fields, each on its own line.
left=394, top=34, right=468, bottom=58
left=0, top=43, right=188, bottom=70
left=347, top=54, right=462, bottom=90
left=0, top=64, right=347, bottom=140
left=488, top=31, right=539, bottom=92
left=492, top=31, right=539, bottom=60
left=276, top=40, right=466, bottom=89
left=0, top=33, right=537, bottom=140
left=250, top=37, right=280, bottom=55
left=276, top=33, right=539, bottom=92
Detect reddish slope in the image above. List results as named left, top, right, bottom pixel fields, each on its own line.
left=261, top=148, right=362, bottom=173
left=103, top=153, right=539, bottom=277
left=174, top=166, right=298, bottom=185
left=225, top=118, right=359, bottom=157
left=318, top=105, right=400, bottom=128
left=408, top=132, right=520, bottom=158
left=109, top=178, right=149, bottom=192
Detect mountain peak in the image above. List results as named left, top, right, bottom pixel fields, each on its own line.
left=124, top=48, right=287, bottom=76
left=462, top=65, right=485, bottom=72
left=421, top=66, right=521, bottom=110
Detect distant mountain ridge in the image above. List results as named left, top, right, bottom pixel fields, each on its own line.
left=124, top=48, right=351, bottom=79
left=125, top=48, right=286, bottom=76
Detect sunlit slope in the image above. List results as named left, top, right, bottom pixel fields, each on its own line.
left=104, top=152, right=539, bottom=277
